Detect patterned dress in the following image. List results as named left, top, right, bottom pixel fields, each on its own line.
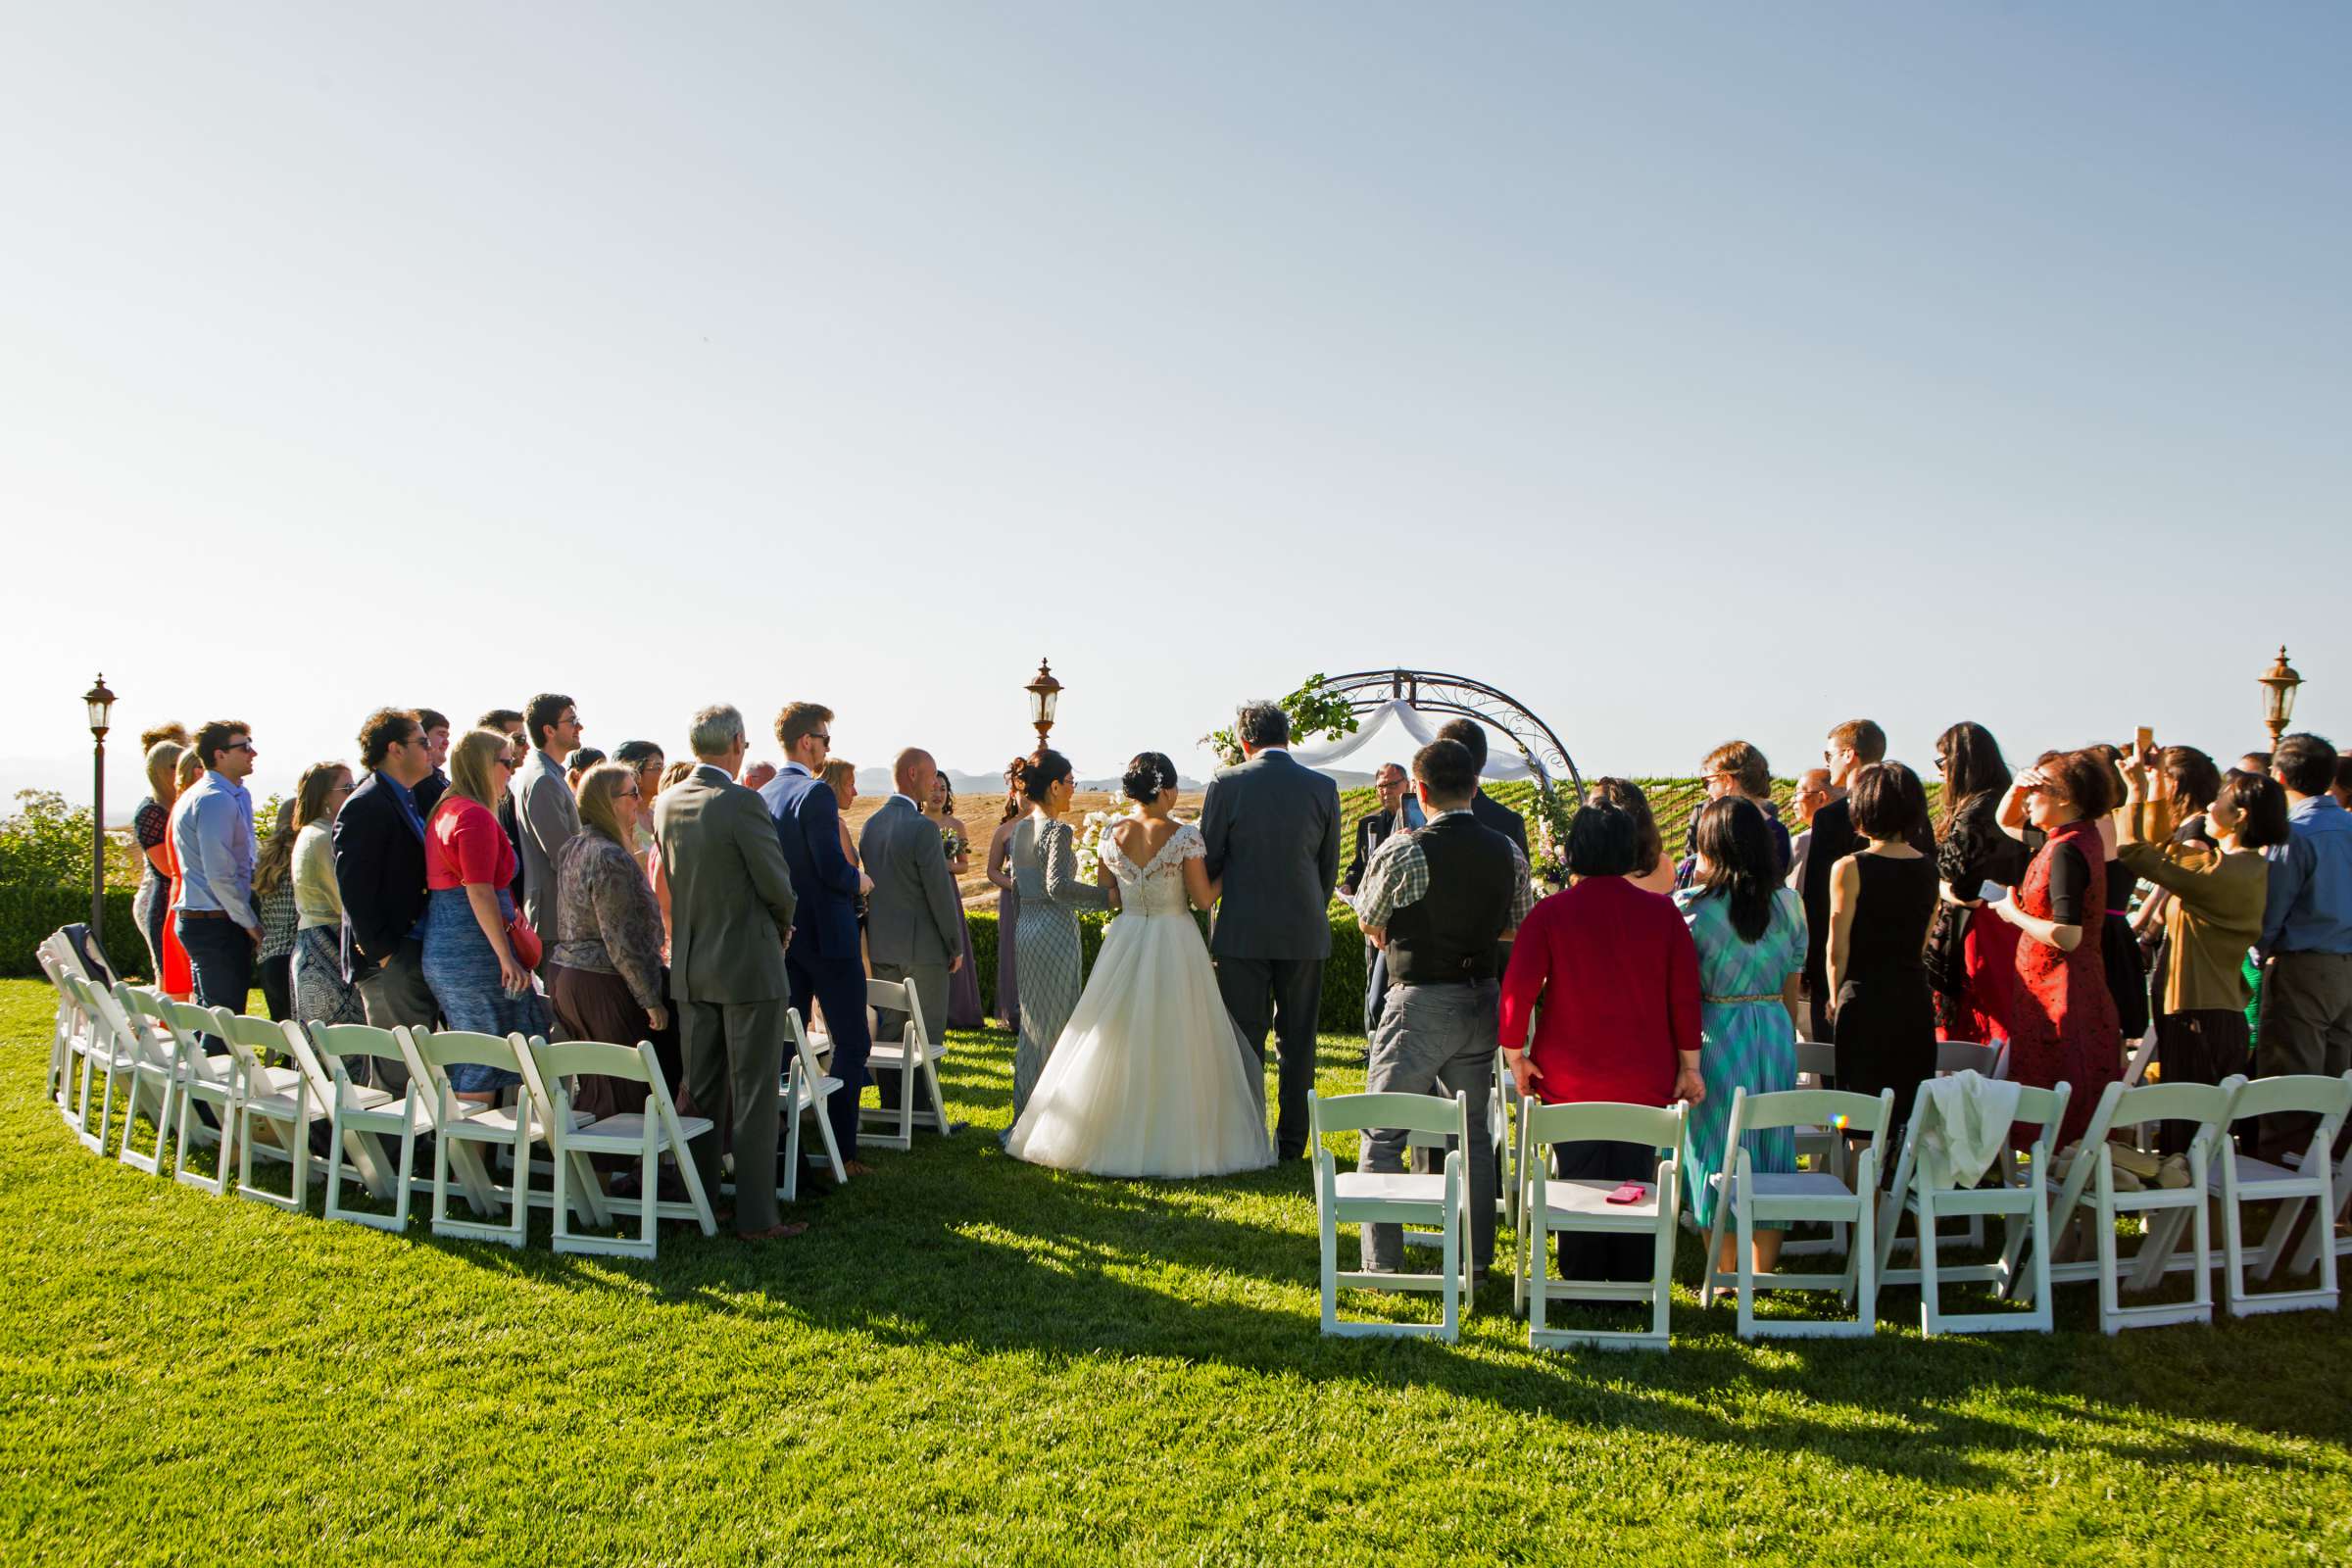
left=1009, top=815, right=1108, bottom=1115
left=1676, top=886, right=1806, bottom=1228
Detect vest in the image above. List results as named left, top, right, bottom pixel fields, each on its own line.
left=1385, top=812, right=1517, bottom=986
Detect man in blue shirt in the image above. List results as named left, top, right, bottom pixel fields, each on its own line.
left=2258, top=731, right=2352, bottom=1160
left=172, top=718, right=261, bottom=1014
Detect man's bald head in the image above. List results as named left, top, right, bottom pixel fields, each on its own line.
left=894, top=748, right=938, bottom=799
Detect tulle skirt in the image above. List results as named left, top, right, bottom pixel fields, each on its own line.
left=1005, top=910, right=1273, bottom=1179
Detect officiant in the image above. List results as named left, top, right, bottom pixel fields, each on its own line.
left=1343, top=761, right=1424, bottom=1037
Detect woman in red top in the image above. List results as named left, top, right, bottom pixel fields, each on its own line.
left=1501, top=796, right=1702, bottom=1281
left=420, top=727, right=546, bottom=1101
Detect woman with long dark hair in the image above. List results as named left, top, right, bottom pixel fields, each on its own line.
left=1827, top=762, right=1938, bottom=1140
left=983, top=759, right=1026, bottom=1029
left=1006, top=749, right=1109, bottom=1115
left=289, top=760, right=364, bottom=1026
left=1675, top=796, right=1807, bottom=1281
left=1928, top=722, right=2030, bottom=1044
left=925, top=770, right=987, bottom=1029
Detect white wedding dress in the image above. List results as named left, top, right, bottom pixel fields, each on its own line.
left=1004, top=821, right=1275, bottom=1178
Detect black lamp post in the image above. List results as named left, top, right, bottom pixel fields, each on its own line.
left=84, top=674, right=115, bottom=941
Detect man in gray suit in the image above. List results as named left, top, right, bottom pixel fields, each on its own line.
left=858, top=748, right=968, bottom=1109
left=514, top=691, right=583, bottom=951
left=1201, top=700, right=1343, bottom=1159
left=655, top=704, right=805, bottom=1243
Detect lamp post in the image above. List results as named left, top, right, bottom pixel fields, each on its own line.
left=1025, top=658, right=1062, bottom=751
left=2259, top=646, right=2303, bottom=750
left=84, top=674, right=115, bottom=941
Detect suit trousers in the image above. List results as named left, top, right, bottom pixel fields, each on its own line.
left=681, top=996, right=786, bottom=1232
left=1358, top=980, right=1498, bottom=1272
left=1215, top=955, right=1324, bottom=1157
left=2257, top=951, right=2352, bottom=1162
left=1362, top=943, right=1391, bottom=1041
left=356, top=937, right=435, bottom=1093
left=871, top=958, right=948, bottom=1113
left=791, top=948, right=873, bottom=1161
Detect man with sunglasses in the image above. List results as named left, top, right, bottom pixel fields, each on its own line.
left=172, top=719, right=262, bottom=1014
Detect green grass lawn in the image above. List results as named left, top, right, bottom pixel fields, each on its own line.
left=4, top=976, right=2348, bottom=1565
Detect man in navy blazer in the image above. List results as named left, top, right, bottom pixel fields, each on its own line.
left=761, top=701, right=874, bottom=1173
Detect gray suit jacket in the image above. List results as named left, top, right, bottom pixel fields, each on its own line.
left=859, top=796, right=966, bottom=970
left=654, top=764, right=798, bottom=1004
left=1200, top=748, right=1342, bottom=960
left=514, top=748, right=580, bottom=945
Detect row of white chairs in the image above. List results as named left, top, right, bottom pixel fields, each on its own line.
left=36, top=932, right=956, bottom=1259
left=1314, top=1051, right=2352, bottom=1348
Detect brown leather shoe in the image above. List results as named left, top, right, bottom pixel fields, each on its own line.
left=737, top=1221, right=809, bottom=1242
left=840, top=1159, right=877, bottom=1180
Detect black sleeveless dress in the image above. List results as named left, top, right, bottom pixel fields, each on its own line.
left=1831, top=853, right=1938, bottom=1124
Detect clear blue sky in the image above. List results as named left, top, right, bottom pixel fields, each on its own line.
left=4, top=4, right=2346, bottom=811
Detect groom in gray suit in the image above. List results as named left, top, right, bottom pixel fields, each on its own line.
left=1201, top=700, right=1343, bottom=1159
left=858, top=748, right=967, bottom=1104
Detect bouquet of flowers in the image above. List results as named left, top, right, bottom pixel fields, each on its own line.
left=941, top=824, right=965, bottom=862
left=1073, top=808, right=1118, bottom=882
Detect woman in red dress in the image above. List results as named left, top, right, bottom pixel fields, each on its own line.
left=1928, top=722, right=2029, bottom=1045
left=156, top=749, right=203, bottom=998
left=1991, top=750, right=2122, bottom=1147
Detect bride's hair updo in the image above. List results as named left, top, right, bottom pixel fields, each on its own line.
left=1123, top=751, right=1177, bottom=804
left=1012, top=748, right=1074, bottom=803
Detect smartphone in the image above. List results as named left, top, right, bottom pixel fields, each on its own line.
left=2133, top=725, right=2154, bottom=762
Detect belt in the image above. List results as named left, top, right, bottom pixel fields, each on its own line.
left=177, top=908, right=231, bottom=922
left=1704, top=992, right=1781, bottom=1005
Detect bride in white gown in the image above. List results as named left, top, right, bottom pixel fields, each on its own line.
left=1004, top=754, right=1275, bottom=1178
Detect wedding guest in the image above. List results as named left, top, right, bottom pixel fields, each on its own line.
left=1201, top=701, right=1343, bottom=1158
left=1800, top=718, right=1887, bottom=1041
left=130, top=740, right=185, bottom=983
left=412, top=708, right=452, bottom=811
left=1677, top=796, right=1807, bottom=1281
left=613, top=740, right=665, bottom=854
left=2129, top=746, right=2224, bottom=1018
left=819, top=758, right=868, bottom=889
left=139, top=721, right=190, bottom=753
left=657, top=704, right=803, bottom=1242
left=1344, top=761, right=1424, bottom=1036
left=763, top=703, right=875, bottom=1175
left=252, top=799, right=301, bottom=1021
left=985, top=765, right=1025, bottom=1029
left=515, top=692, right=583, bottom=950
left=172, top=719, right=262, bottom=1014
left=1587, top=777, right=1676, bottom=897
left=2256, top=732, right=2352, bottom=1160
left=1675, top=741, right=1790, bottom=887
left=335, top=708, right=440, bottom=1048
left=923, top=770, right=987, bottom=1029
left=480, top=710, right=530, bottom=906
left=550, top=762, right=674, bottom=1116
left=1007, top=749, right=1111, bottom=1117
left=565, top=747, right=608, bottom=791
left=1357, top=739, right=1531, bottom=1279
left=2239, top=751, right=2273, bottom=777
left=1993, top=750, right=2123, bottom=1148
left=155, top=750, right=202, bottom=998
left=1500, top=803, right=1701, bottom=1282
left=421, top=728, right=543, bottom=1102
left=2082, top=744, right=2151, bottom=1047
left=861, top=749, right=970, bottom=1084
left=1928, top=722, right=2029, bottom=1045
left=289, top=760, right=364, bottom=1026
left=1785, top=767, right=1836, bottom=893
left=2117, top=758, right=2280, bottom=1151
left=649, top=758, right=699, bottom=940
left=1434, top=718, right=1530, bottom=855
left=2333, top=754, right=2352, bottom=812
left=1827, top=761, right=1938, bottom=1149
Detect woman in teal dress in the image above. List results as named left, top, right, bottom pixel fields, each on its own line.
left=1675, top=798, right=1808, bottom=1283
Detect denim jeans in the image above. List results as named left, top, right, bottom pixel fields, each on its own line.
left=1359, top=979, right=1498, bottom=1272
left=175, top=912, right=255, bottom=1015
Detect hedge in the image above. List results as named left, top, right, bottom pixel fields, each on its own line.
left=963, top=902, right=1369, bottom=1037
left=2, top=886, right=141, bottom=979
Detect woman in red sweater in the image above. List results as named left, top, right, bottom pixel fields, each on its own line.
left=1500, top=797, right=1702, bottom=1281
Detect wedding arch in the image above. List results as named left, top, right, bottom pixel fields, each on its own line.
left=1287, top=669, right=1583, bottom=796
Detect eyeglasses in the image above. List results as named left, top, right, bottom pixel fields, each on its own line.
left=494, top=757, right=515, bottom=771
left=223, top=741, right=255, bottom=754
left=812, top=731, right=832, bottom=745
left=617, top=788, right=642, bottom=800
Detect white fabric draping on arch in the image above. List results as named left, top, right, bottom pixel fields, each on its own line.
left=1284, top=699, right=1535, bottom=780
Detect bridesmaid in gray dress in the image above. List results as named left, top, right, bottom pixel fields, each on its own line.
left=986, top=769, right=1025, bottom=1028
left=1008, top=750, right=1108, bottom=1116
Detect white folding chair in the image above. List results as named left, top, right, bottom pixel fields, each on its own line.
left=2284, top=1118, right=2352, bottom=1283
left=1494, top=1046, right=1525, bottom=1234
left=860, top=976, right=952, bottom=1152
left=2155, top=1073, right=2351, bottom=1317
left=104, top=983, right=189, bottom=1174
left=781, top=1007, right=847, bottom=1200
left=525, top=1038, right=718, bottom=1259
left=1701, top=1086, right=1894, bottom=1340
left=209, top=1011, right=315, bottom=1210
left=1511, top=1100, right=1684, bottom=1351
left=1310, top=1089, right=1473, bottom=1342
left=407, top=1027, right=540, bottom=1248
left=2033, top=1076, right=2245, bottom=1335
left=37, top=946, right=92, bottom=1121
left=59, top=974, right=137, bottom=1156
left=157, top=998, right=241, bottom=1195
left=1896, top=1040, right=2002, bottom=1254
left=1781, top=1041, right=1848, bottom=1257
left=1875, top=1079, right=2070, bottom=1335
left=291, top=1022, right=401, bottom=1217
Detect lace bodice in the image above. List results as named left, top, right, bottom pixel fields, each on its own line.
left=1101, top=820, right=1204, bottom=917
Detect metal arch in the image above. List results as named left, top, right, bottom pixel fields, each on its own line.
left=1319, top=668, right=1581, bottom=796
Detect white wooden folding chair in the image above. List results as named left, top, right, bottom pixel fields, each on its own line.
left=1701, top=1086, right=1894, bottom=1340
left=1494, top=1046, right=1524, bottom=1234
left=860, top=976, right=952, bottom=1152
left=2283, top=1117, right=2352, bottom=1284
left=1781, top=1041, right=1848, bottom=1257
left=37, top=946, right=92, bottom=1121
left=1875, top=1079, right=2070, bottom=1335
left=1887, top=1040, right=2002, bottom=1255
left=2032, top=1076, right=2245, bottom=1335
left=525, top=1038, right=718, bottom=1259
left=1310, top=1089, right=1473, bottom=1342
left=407, top=1028, right=539, bottom=1248
left=157, top=998, right=242, bottom=1195
left=781, top=1007, right=847, bottom=1200
left=1511, top=1100, right=1684, bottom=1351
left=105, top=983, right=189, bottom=1174
left=60, top=974, right=137, bottom=1156
left=210, top=1011, right=315, bottom=1211
left=2148, top=1073, right=2351, bottom=1318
